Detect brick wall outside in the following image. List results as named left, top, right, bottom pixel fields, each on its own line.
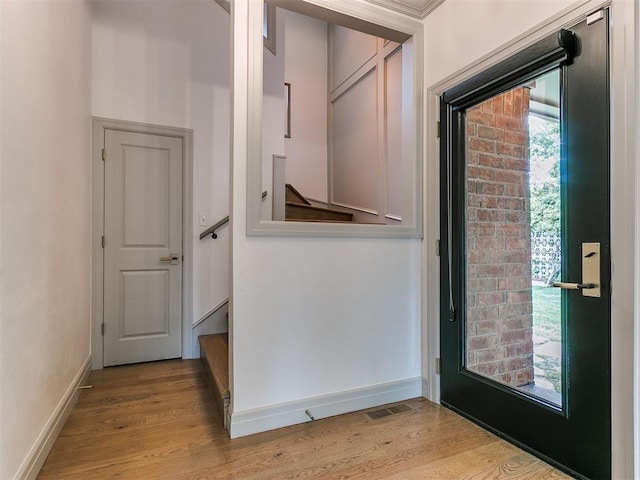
left=465, top=86, right=534, bottom=388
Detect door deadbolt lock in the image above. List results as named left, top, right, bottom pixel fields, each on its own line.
left=160, top=253, right=180, bottom=265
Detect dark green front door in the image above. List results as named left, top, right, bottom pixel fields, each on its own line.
left=439, top=11, right=610, bottom=479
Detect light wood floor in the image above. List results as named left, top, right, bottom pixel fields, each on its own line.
left=38, top=359, right=570, bottom=479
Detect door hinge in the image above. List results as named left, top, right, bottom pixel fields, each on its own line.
left=435, top=358, right=441, bottom=375
left=436, top=121, right=441, bottom=138
left=102, top=148, right=106, bottom=161
left=101, top=323, right=105, bottom=336
left=101, top=235, right=105, bottom=248
left=435, top=239, right=441, bottom=257
left=586, top=9, right=604, bottom=25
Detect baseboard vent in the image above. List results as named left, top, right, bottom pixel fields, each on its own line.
left=365, top=403, right=412, bottom=421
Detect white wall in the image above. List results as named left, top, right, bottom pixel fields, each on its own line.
left=421, top=0, right=639, bottom=477
left=283, top=11, right=328, bottom=202
left=231, top=238, right=421, bottom=412
left=0, top=1, right=92, bottom=478
left=230, top=0, right=421, bottom=433
left=91, top=0, right=231, bottom=327
left=423, top=0, right=578, bottom=87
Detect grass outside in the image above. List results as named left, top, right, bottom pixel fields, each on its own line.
left=536, top=354, right=561, bottom=392
left=532, top=285, right=561, bottom=342
left=532, top=285, right=561, bottom=392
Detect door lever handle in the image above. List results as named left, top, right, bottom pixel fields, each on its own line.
left=160, top=253, right=180, bottom=265
left=552, top=282, right=596, bottom=290
left=553, top=243, right=601, bottom=297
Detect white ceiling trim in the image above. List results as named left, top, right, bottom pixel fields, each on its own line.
left=363, top=0, right=445, bottom=19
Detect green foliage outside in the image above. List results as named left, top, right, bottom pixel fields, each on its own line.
left=529, top=119, right=561, bottom=235
left=530, top=118, right=562, bottom=393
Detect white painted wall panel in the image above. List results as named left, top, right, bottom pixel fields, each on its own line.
left=330, top=25, right=378, bottom=92
left=283, top=11, right=329, bottom=202
left=91, top=0, right=230, bottom=326
left=331, top=69, right=379, bottom=212
left=0, top=2, right=91, bottom=477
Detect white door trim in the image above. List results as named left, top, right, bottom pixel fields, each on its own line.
left=91, top=117, right=193, bottom=370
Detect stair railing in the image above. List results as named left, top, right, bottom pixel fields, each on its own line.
left=200, top=191, right=268, bottom=240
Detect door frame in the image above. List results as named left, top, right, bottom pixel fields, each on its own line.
left=91, top=117, right=194, bottom=370
left=421, top=0, right=639, bottom=478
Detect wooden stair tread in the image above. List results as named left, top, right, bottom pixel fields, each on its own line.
left=285, top=202, right=354, bottom=222
left=199, top=334, right=229, bottom=398
left=284, top=184, right=355, bottom=222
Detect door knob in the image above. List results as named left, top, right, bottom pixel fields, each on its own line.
left=160, top=253, right=180, bottom=265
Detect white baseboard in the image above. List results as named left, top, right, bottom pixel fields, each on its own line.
left=229, top=376, right=422, bottom=438
left=17, top=356, right=91, bottom=480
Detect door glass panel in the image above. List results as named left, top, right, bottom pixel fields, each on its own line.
left=464, top=69, right=562, bottom=406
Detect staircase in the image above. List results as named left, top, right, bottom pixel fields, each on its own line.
left=199, top=334, right=230, bottom=429
left=285, top=184, right=354, bottom=222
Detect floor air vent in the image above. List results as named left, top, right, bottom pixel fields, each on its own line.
left=365, top=403, right=411, bottom=420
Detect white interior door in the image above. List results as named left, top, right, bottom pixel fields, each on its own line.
left=103, top=129, right=183, bottom=366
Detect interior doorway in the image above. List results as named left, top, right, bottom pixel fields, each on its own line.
left=91, top=118, right=193, bottom=369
